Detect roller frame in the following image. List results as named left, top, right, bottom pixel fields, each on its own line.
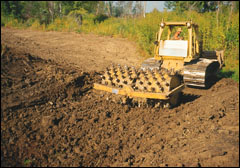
left=93, top=83, right=184, bottom=100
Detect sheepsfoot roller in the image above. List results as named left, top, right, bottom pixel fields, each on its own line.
left=94, top=19, right=224, bottom=108
left=93, top=64, right=184, bottom=108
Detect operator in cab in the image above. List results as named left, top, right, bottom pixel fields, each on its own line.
left=172, top=28, right=184, bottom=40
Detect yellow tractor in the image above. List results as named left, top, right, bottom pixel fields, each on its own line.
left=93, top=19, right=224, bottom=107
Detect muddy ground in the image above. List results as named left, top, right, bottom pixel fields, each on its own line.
left=1, top=27, right=239, bottom=167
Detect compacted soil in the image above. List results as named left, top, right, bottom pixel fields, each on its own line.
left=1, top=27, right=239, bottom=167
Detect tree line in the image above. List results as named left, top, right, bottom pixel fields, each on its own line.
left=165, top=1, right=239, bottom=30
left=1, top=1, right=148, bottom=24
left=2, top=1, right=238, bottom=24
left=165, top=1, right=239, bottom=13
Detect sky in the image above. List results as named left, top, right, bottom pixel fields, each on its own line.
left=146, top=1, right=166, bottom=13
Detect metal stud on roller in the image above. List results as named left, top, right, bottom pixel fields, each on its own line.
left=99, top=63, right=182, bottom=107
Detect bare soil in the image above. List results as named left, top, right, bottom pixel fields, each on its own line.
left=1, top=27, right=239, bottom=167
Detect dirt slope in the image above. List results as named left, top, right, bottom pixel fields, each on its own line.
left=1, top=27, right=239, bottom=167
left=1, top=27, right=143, bottom=71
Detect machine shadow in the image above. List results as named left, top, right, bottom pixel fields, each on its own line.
left=179, top=93, right=201, bottom=105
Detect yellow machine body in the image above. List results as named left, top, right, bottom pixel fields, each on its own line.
left=93, top=19, right=224, bottom=107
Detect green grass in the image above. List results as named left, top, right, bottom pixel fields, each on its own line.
left=232, top=68, right=239, bottom=82
left=24, top=159, right=32, bottom=165
left=218, top=65, right=239, bottom=82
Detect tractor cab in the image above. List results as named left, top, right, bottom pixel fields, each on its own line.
left=154, top=20, right=200, bottom=63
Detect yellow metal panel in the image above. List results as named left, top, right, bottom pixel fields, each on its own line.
left=129, top=91, right=168, bottom=99
left=157, top=27, right=164, bottom=42
left=164, top=21, right=198, bottom=27
left=165, top=22, right=187, bottom=26
left=188, top=28, right=192, bottom=58
left=154, top=55, right=184, bottom=61
left=93, top=83, right=185, bottom=100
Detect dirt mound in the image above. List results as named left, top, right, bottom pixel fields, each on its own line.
left=1, top=45, right=99, bottom=110
left=1, top=27, right=143, bottom=72
left=1, top=46, right=100, bottom=166
left=1, top=28, right=239, bottom=167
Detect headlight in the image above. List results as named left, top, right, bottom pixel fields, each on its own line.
left=187, top=22, right=191, bottom=28
left=160, top=22, right=165, bottom=28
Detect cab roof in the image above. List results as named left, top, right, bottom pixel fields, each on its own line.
left=163, top=21, right=198, bottom=27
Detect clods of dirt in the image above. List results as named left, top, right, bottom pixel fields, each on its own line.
left=1, top=31, right=239, bottom=167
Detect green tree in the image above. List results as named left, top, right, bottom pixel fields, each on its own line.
left=114, top=1, right=125, bottom=17
left=61, top=1, right=75, bottom=15
left=164, top=1, right=219, bottom=13
left=1, top=1, right=24, bottom=19
left=133, top=1, right=143, bottom=17
left=96, top=1, right=106, bottom=15
left=73, top=1, right=98, bottom=14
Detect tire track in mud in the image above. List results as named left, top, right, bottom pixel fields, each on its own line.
left=1, top=28, right=239, bottom=167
